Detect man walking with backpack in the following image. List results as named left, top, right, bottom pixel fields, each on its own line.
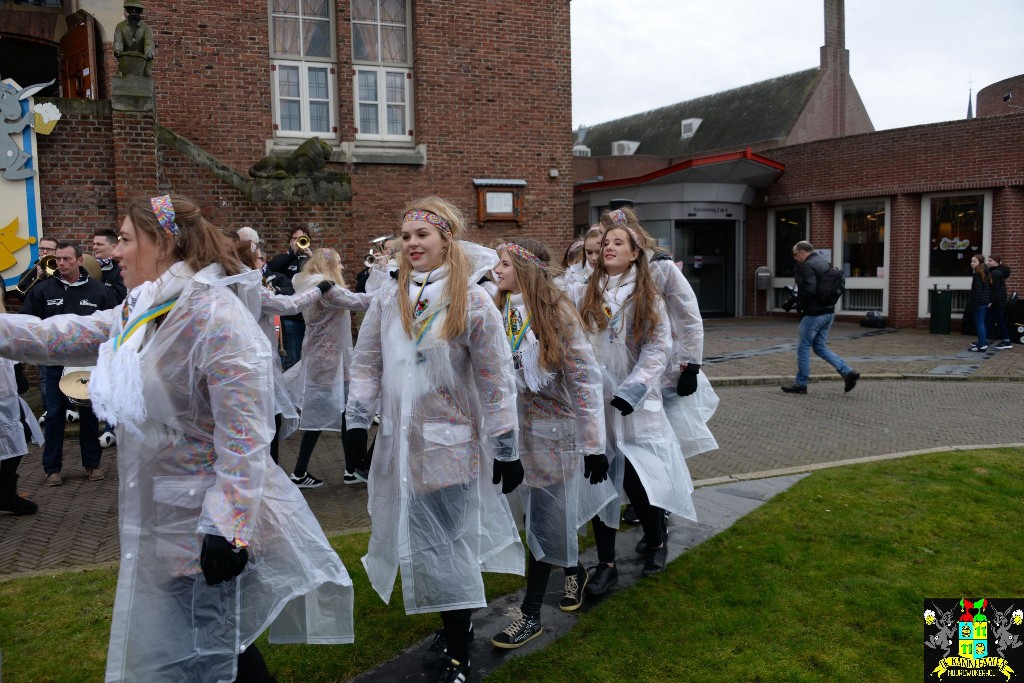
left=781, top=241, right=860, bottom=394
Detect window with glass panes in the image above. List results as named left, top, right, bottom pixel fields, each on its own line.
left=772, top=207, right=808, bottom=278
left=270, top=0, right=336, bottom=138
left=352, top=0, right=412, bottom=142
left=927, top=194, right=984, bottom=277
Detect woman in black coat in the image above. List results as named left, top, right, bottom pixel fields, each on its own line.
left=968, top=255, right=991, bottom=352
left=986, top=255, right=1013, bottom=349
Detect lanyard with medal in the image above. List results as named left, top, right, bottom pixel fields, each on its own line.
left=503, top=293, right=532, bottom=370
left=413, top=269, right=440, bottom=364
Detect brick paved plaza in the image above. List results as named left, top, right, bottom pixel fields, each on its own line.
left=2, top=318, right=1021, bottom=579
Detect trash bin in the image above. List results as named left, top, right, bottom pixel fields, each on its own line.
left=929, top=286, right=951, bottom=335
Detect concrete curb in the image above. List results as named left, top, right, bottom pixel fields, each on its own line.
left=706, top=374, right=1024, bottom=387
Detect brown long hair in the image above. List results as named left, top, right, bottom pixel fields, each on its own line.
left=579, top=227, right=661, bottom=341
left=125, top=195, right=240, bottom=277
left=396, top=196, right=470, bottom=341
left=599, top=205, right=672, bottom=258
left=495, top=238, right=577, bottom=372
left=973, top=254, right=991, bottom=284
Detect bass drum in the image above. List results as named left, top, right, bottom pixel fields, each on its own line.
left=59, top=366, right=94, bottom=407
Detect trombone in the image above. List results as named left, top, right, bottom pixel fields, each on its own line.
left=12, top=255, right=57, bottom=295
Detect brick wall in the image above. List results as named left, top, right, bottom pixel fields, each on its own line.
left=977, top=74, right=1024, bottom=118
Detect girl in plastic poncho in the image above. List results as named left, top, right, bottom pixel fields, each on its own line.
left=0, top=195, right=354, bottom=683
left=555, top=225, right=603, bottom=303
left=0, top=291, right=44, bottom=516
left=283, top=247, right=372, bottom=487
left=487, top=238, right=614, bottom=649
left=237, top=242, right=332, bottom=466
left=576, top=224, right=698, bottom=598
left=600, top=208, right=718, bottom=535
left=344, top=196, right=524, bottom=683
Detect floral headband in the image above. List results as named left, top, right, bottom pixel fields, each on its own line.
left=605, top=210, right=640, bottom=245
left=150, top=195, right=180, bottom=240
left=499, top=242, right=546, bottom=270
left=404, top=209, right=451, bottom=234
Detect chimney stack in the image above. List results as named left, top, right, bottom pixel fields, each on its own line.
left=820, top=0, right=849, bottom=136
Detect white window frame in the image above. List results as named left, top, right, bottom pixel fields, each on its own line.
left=352, top=1, right=414, bottom=144
left=269, top=1, right=338, bottom=140
left=767, top=206, right=809, bottom=310
left=271, top=61, right=338, bottom=139
left=917, top=191, right=992, bottom=318
left=833, top=198, right=891, bottom=316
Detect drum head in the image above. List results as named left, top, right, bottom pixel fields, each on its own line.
left=59, top=369, right=92, bottom=403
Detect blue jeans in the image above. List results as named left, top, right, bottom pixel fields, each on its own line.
left=987, top=306, right=1009, bottom=343
left=795, top=313, right=852, bottom=387
left=973, top=305, right=988, bottom=348
left=281, top=318, right=306, bottom=371
left=42, top=366, right=101, bottom=474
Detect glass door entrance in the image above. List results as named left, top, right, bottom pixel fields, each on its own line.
left=674, top=220, right=735, bottom=316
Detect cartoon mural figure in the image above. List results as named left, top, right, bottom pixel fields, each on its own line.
left=961, top=598, right=989, bottom=622
left=994, top=606, right=1023, bottom=659
left=0, top=218, right=35, bottom=272
left=925, top=605, right=956, bottom=658
left=0, top=77, right=55, bottom=180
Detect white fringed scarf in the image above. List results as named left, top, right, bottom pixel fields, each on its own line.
left=90, top=262, right=192, bottom=436
left=504, top=292, right=554, bottom=392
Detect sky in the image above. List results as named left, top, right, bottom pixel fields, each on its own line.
left=571, top=0, right=1024, bottom=132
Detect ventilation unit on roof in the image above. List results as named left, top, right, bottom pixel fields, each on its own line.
left=611, top=140, right=640, bottom=156
left=573, top=145, right=591, bottom=157
left=680, top=118, right=702, bottom=139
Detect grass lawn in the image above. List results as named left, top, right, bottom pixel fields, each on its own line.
left=1, top=447, right=1021, bottom=682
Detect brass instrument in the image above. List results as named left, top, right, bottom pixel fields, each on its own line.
left=13, top=254, right=57, bottom=295
left=295, top=234, right=311, bottom=250
left=365, top=235, right=393, bottom=268
left=82, top=254, right=103, bottom=281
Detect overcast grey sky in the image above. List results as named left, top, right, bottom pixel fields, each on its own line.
left=571, top=0, right=1024, bottom=132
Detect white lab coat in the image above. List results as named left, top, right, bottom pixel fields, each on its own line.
left=0, top=359, right=42, bottom=460
left=284, top=273, right=372, bottom=431
left=649, top=257, right=719, bottom=458
left=500, top=293, right=612, bottom=568
left=582, top=268, right=698, bottom=529
left=345, top=243, right=524, bottom=614
left=0, top=264, right=354, bottom=683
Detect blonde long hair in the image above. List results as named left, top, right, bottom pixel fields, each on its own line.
left=396, top=196, right=470, bottom=341
left=579, top=226, right=661, bottom=341
left=495, top=238, right=576, bottom=372
left=303, top=247, right=347, bottom=287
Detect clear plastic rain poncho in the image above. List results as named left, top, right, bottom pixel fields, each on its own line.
left=0, top=359, right=42, bottom=460
left=283, top=273, right=372, bottom=431
left=648, top=257, right=719, bottom=458
left=499, top=292, right=613, bottom=568
left=346, top=242, right=524, bottom=614
left=256, top=284, right=321, bottom=438
left=580, top=266, right=698, bottom=529
left=0, top=262, right=354, bottom=683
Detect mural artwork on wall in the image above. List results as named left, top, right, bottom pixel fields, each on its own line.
left=0, top=77, right=61, bottom=288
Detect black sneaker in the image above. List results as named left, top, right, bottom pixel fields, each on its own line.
left=585, top=563, right=618, bottom=596
left=843, top=370, right=860, bottom=393
left=635, top=533, right=662, bottom=555
left=434, top=657, right=470, bottom=683
left=343, top=471, right=359, bottom=485
left=781, top=384, right=807, bottom=394
left=641, top=544, right=668, bottom=577
left=995, top=340, right=1013, bottom=350
left=967, top=344, right=988, bottom=353
left=423, top=623, right=474, bottom=669
left=558, top=563, right=588, bottom=612
left=621, top=504, right=639, bottom=524
left=491, top=608, right=542, bottom=649
left=289, top=472, right=324, bottom=489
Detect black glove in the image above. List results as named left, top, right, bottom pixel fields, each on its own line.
left=317, top=280, right=335, bottom=294
left=344, top=428, right=368, bottom=473
left=492, top=458, right=524, bottom=494
left=610, top=396, right=634, bottom=416
left=200, top=535, right=249, bottom=586
left=583, top=453, right=609, bottom=485
left=676, top=364, right=700, bottom=397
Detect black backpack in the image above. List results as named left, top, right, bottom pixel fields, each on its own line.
left=816, top=266, right=846, bottom=306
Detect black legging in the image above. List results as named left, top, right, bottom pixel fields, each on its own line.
left=592, top=457, right=666, bottom=564
left=234, top=644, right=272, bottom=683
left=294, top=413, right=346, bottom=475
left=440, top=608, right=473, bottom=662
left=269, top=413, right=282, bottom=464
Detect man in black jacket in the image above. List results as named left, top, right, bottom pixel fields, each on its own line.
left=20, top=242, right=118, bottom=486
left=92, top=229, right=127, bottom=303
left=781, top=241, right=860, bottom=394
left=267, top=227, right=312, bottom=370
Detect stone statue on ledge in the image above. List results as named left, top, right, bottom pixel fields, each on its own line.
left=249, top=138, right=341, bottom=179
left=113, top=0, right=154, bottom=77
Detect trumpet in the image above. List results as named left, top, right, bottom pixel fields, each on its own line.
left=295, top=235, right=311, bottom=250
left=364, top=249, right=379, bottom=268
left=364, top=234, right=393, bottom=268
left=13, top=254, right=57, bottom=295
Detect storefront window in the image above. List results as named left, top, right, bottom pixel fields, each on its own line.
left=927, top=194, right=984, bottom=277
left=772, top=207, right=807, bottom=278
left=841, top=201, right=885, bottom=277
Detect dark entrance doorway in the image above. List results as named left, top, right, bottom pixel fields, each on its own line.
left=0, top=37, right=60, bottom=96
left=674, top=220, right=736, bottom=316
